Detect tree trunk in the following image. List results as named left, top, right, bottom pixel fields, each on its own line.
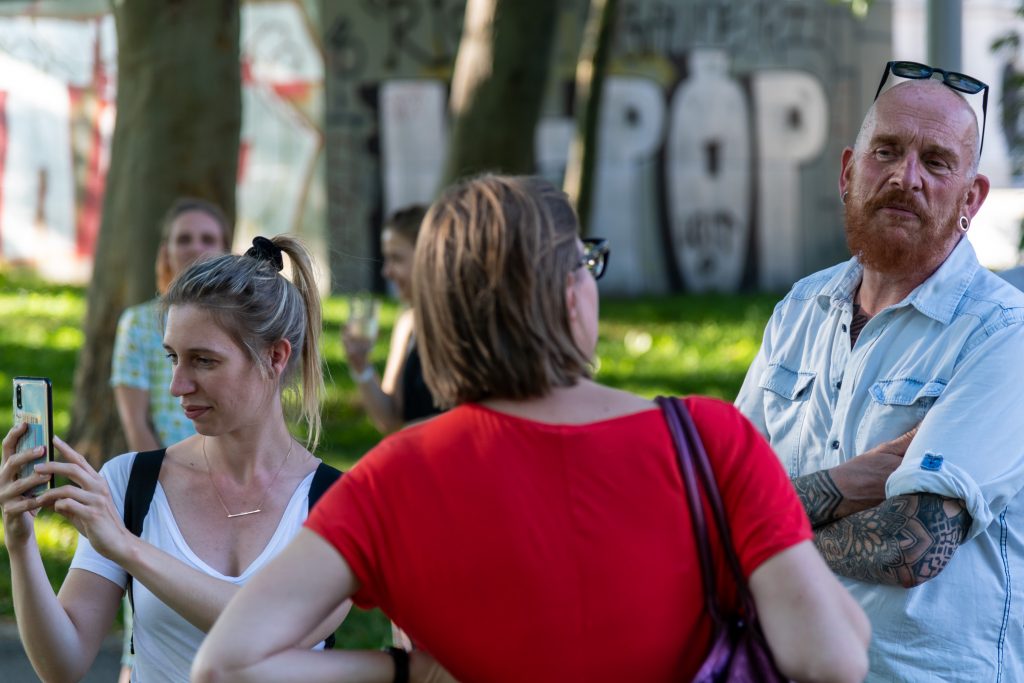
left=441, top=0, right=561, bottom=185
left=69, top=0, right=240, bottom=467
left=563, top=0, right=617, bottom=234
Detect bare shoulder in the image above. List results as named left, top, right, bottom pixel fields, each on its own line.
left=159, top=439, right=207, bottom=489
left=591, top=383, right=655, bottom=414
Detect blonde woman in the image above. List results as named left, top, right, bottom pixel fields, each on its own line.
left=2, top=236, right=346, bottom=682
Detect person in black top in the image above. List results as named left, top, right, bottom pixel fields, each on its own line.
left=342, top=206, right=442, bottom=433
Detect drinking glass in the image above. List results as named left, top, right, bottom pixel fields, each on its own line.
left=346, top=293, right=380, bottom=344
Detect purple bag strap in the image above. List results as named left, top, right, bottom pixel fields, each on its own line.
left=656, top=396, right=758, bottom=623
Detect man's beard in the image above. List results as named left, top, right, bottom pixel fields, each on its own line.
left=844, top=188, right=959, bottom=275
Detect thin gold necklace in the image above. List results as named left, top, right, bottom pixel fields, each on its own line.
left=202, top=436, right=294, bottom=519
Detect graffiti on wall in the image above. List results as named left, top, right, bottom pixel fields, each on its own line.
left=323, top=0, right=880, bottom=294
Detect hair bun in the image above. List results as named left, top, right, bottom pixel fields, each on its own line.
left=245, top=236, right=284, bottom=272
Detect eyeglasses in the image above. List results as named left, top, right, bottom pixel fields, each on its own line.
left=873, top=60, right=989, bottom=155
left=576, top=238, right=610, bottom=280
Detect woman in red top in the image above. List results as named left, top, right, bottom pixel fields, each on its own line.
left=195, top=175, right=869, bottom=683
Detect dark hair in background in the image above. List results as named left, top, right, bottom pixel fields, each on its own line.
left=384, top=205, right=428, bottom=245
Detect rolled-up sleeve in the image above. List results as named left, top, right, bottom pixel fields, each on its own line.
left=887, top=323, right=1024, bottom=540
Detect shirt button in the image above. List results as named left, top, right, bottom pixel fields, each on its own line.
left=835, top=380, right=842, bottom=390
left=841, top=323, right=848, bottom=332
left=831, top=440, right=840, bottom=450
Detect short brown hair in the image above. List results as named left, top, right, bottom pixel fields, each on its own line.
left=413, top=175, right=590, bottom=407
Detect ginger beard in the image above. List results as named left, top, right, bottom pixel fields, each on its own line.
left=844, top=180, right=962, bottom=275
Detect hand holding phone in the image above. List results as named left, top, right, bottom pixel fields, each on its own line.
left=12, top=377, right=54, bottom=497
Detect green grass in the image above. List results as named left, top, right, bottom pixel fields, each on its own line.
left=0, top=267, right=778, bottom=647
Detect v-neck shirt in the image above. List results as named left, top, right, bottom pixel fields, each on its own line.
left=70, top=452, right=320, bottom=683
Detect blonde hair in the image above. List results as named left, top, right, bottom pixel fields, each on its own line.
left=413, top=175, right=590, bottom=407
left=163, top=235, right=324, bottom=450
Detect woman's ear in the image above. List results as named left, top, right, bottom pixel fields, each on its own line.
left=268, top=339, right=293, bottom=379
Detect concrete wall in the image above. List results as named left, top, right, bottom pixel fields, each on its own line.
left=323, top=0, right=893, bottom=294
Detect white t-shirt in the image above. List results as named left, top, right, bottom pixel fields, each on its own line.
left=70, top=452, right=320, bottom=683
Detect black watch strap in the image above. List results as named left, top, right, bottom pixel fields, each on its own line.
left=384, top=646, right=410, bottom=683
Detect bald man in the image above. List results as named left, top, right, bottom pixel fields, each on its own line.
left=737, top=70, right=1024, bottom=680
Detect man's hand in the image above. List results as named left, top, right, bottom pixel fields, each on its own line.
left=794, top=425, right=918, bottom=528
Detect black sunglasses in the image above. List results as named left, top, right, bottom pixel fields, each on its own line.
left=873, top=60, right=989, bottom=155
left=577, top=238, right=610, bottom=280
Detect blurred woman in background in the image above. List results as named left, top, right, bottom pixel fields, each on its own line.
left=342, top=206, right=442, bottom=434
left=112, top=197, right=231, bottom=453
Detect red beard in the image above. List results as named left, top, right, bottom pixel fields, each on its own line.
left=844, top=188, right=959, bottom=274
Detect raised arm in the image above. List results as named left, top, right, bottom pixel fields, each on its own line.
left=2, top=424, right=123, bottom=683
left=750, top=540, right=870, bottom=683
left=35, top=438, right=346, bottom=644
left=343, top=309, right=414, bottom=434
left=813, top=492, right=970, bottom=587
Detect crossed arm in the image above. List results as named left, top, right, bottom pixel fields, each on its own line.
left=791, top=432, right=971, bottom=587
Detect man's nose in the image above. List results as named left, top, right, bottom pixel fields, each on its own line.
left=889, top=154, right=923, bottom=192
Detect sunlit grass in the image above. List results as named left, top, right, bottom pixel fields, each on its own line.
left=0, top=268, right=779, bottom=646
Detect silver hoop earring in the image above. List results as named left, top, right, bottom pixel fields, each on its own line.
left=841, top=191, right=849, bottom=205
left=959, top=216, right=969, bottom=233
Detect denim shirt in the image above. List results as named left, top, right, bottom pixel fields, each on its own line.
left=736, top=238, right=1024, bottom=681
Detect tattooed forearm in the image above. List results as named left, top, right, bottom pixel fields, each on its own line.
left=813, top=493, right=971, bottom=587
left=792, top=471, right=845, bottom=528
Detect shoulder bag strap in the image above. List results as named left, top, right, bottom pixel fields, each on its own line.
left=655, top=396, right=727, bottom=627
left=669, top=397, right=759, bottom=617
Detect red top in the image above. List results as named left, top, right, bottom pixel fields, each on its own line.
left=307, top=397, right=811, bottom=682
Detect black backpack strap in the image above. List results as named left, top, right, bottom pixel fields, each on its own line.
left=308, top=462, right=342, bottom=512
left=308, top=462, right=342, bottom=648
left=123, top=449, right=166, bottom=539
left=122, top=448, right=165, bottom=654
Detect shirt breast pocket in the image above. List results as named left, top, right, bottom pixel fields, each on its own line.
left=861, top=378, right=946, bottom=443
left=758, top=364, right=816, bottom=448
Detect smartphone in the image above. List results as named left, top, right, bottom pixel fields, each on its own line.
left=12, top=376, right=54, bottom=496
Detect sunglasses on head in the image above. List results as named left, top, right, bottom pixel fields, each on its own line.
left=576, top=238, right=610, bottom=280
left=874, top=60, right=989, bottom=155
